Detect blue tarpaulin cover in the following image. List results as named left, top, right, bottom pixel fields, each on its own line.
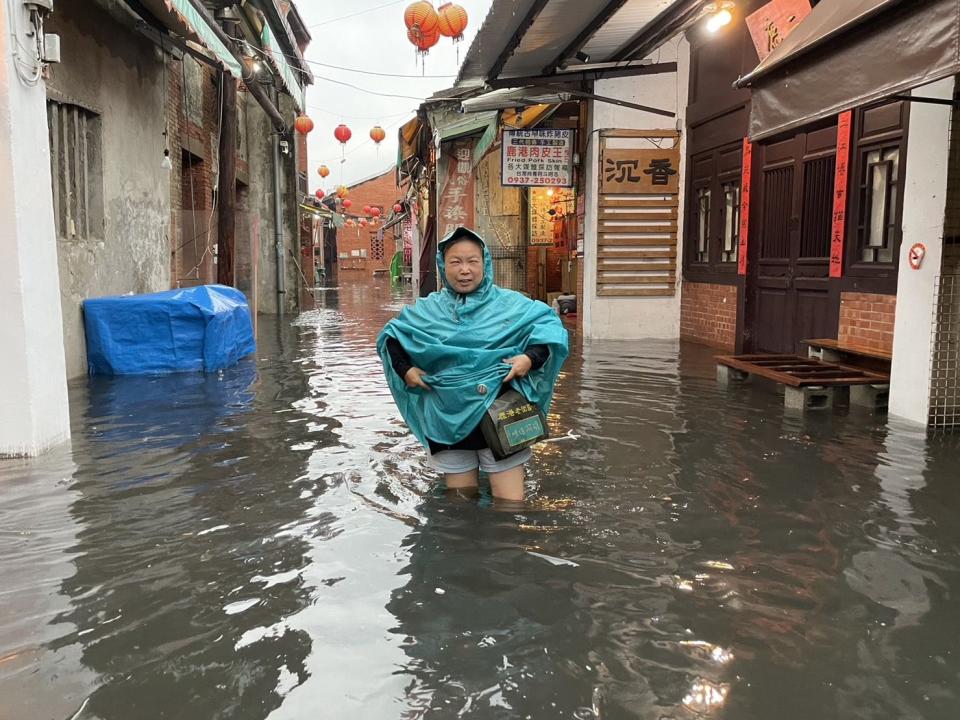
left=83, top=285, right=256, bottom=375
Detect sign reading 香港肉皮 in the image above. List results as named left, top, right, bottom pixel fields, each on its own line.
left=601, top=148, right=681, bottom=195
left=501, top=129, right=574, bottom=187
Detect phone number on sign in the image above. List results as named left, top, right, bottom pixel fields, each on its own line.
left=506, top=177, right=569, bottom=185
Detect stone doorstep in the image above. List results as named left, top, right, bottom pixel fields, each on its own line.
left=784, top=386, right=835, bottom=412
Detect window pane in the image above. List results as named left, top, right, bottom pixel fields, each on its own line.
left=696, top=188, right=710, bottom=263
left=868, top=161, right=890, bottom=248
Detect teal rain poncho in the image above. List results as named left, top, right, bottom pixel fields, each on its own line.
left=377, top=228, right=569, bottom=448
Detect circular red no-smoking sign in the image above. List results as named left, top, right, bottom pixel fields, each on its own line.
left=908, top=243, right=926, bottom=270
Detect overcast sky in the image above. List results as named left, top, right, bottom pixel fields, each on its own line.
left=295, top=0, right=494, bottom=192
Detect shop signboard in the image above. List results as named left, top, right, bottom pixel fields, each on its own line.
left=746, top=0, right=812, bottom=62
left=501, top=129, right=574, bottom=187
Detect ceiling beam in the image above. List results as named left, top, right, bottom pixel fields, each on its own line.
left=486, top=0, right=551, bottom=83
left=611, top=0, right=704, bottom=62
left=541, top=0, right=632, bottom=76
left=488, top=61, right=678, bottom=89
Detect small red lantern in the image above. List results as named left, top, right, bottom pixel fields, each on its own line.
left=342, top=198, right=352, bottom=209
left=370, top=125, right=386, bottom=144
left=363, top=205, right=372, bottom=215
left=334, top=124, right=352, bottom=145
left=315, top=189, right=325, bottom=200
left=318, top=165, right=330, bottom=178
left=345, top=218, right=355, bottom=228
left=294, top=115, right=314, bottom=135
left=393, top=203, right=404, bottom=214
left=371, top=207, right=382, bottom=218
left=359, top=218, right=368, bottom=228
left=437, top=3, right=468, bottom=41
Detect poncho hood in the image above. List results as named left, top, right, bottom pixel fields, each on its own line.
left=378, top=227, right=569, bottom=448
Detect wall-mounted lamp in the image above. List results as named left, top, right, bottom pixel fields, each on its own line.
left=705, top=1, right=735, bottom=33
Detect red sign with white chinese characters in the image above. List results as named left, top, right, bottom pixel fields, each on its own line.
left=746, top=0, right=812, bottom=61
left=738, top=138, right=753, bottom=277
left=438, top=139, right=476, bottom=239
left=829, top=110, right=853, bottom=279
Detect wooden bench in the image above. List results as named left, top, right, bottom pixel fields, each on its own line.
left=716, top=353, right=891, bottom=412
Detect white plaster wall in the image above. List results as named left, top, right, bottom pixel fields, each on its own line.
left=583, top=38, right=690, bottom=340
left=46, top=4, right=171, bottom=378
left=0, top=4, right=71, bottom=455
left=889, top=78, right=955, bottom=425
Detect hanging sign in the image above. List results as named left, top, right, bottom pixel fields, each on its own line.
left=438, top=139, right=476, bottom=239
left=829, top=110, right=853, bottom=279
left=601, top=148, right=680, bottom=195
left=529, top=187, right=575, bottom=246
left=908, top=243, right=927, bottom=270
left=746, top=0, right=812, bottom=61
left=501, top=129, right=574, bottom=187
left=738, top=138, right=753, bottom=276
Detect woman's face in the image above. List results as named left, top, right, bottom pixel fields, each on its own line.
left=444, top=240, right=484, bottom=294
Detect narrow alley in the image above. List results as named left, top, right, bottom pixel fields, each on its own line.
left=3, top=281, right=959, bottom=720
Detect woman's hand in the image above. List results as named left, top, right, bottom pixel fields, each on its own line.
left=502, top=355, right=533, bottom=383
left=404, top=367, right=431, bottom=391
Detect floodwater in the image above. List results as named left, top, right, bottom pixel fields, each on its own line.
left=3, top=281, right=960, bottom=720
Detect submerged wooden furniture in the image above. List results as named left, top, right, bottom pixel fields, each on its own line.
left=716, top=351, right=891, bottom=412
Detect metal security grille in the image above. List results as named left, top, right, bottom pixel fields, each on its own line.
left=800, top=155, right=834, bottom=258
left=760, top=166, right=793, bottom=259
left=489, top=245, right=527, bottom=293
left=47, top=100, right=103, bottom=239
left=930, top=274, right=960, bottom=429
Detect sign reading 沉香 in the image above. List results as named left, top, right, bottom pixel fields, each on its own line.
left=600, top=148, right=681, bottom=195
left=501, top=129, right=574, bottom=187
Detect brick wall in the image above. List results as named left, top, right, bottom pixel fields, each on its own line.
left=680, top=281, right=738, bottom=350
left=168, top=56, right=220, bottom=288
left=838, top=291, right=897, bottom=354
left=336, top=170, right=401, bottom=277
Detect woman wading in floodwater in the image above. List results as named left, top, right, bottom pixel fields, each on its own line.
left=378, top=227, right=569, bottom=502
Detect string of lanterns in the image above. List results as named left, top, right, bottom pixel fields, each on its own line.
left=292, top=4, right=469, bottom=227
left=405, top=1, right=468, bottom=64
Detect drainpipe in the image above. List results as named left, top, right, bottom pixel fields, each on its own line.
left=272, top=102, right=286, bottom=317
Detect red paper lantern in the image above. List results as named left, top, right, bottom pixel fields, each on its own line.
left=370, top=125, right=386, bottom=144
left=294, top=115, right=314, bottom=134
left=437, top=3, right=468, bottom=41
left=363, top=205, right=372, bottom=215
left=318, top=165, right=330, bottom=178
left=315, top=189, right=325, bottom=200
left=345, top=218, right=355, bottom=227
left=393, top=203, right=404, bottom=214
left=359, top=218, right=368, bottom=227
left=334, top=124, right=352, bottom=145
left=371, top=207, right=382, bottom=218
left=408, top=24, right=440, bottom=54
left=404, top=1, right=438, bottom=33
left=342, top=198, right=352, bottom=209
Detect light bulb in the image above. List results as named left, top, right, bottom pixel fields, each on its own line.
left=707, top=8, right=733, bottom=32
left=161, top=149, right=172, bottom=171
left=252, top=61, right=261, bottom=74
left=546, top=189, right=555, bottom=197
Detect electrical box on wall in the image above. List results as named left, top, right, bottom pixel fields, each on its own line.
left=43, top=34, right=61, bottom=64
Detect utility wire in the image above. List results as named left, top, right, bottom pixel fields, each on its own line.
left=307, top=0, right=404, bottom=29
left=246, top=42, right=454, bottom=80
left=312, top=73, right=427, bottom=101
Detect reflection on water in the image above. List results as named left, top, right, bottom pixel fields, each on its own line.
left=1, top=279, right=960, bottom=720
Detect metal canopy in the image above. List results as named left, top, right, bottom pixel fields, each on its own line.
left=457, top=0, right=691, bottom=86
left=739, top=0, right=960, bottom=141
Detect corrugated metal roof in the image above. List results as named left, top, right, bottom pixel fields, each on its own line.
left=457, top=0, right=688, bottom=85
left=580, top=0, right=677, bottom=59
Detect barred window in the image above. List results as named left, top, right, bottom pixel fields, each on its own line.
left=371, top=231, right=384, bottom=261
left=47, top=100, right=104, bottom=239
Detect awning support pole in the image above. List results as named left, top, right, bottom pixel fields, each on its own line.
left=545, top=87, right=675, bottom=118
left=890, top=94, right=960, bottom=108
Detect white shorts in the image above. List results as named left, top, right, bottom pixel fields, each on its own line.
left=430, top=447, right=532, bottom=475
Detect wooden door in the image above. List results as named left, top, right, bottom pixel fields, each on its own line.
left=748, top=126, right=840, bottom=354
